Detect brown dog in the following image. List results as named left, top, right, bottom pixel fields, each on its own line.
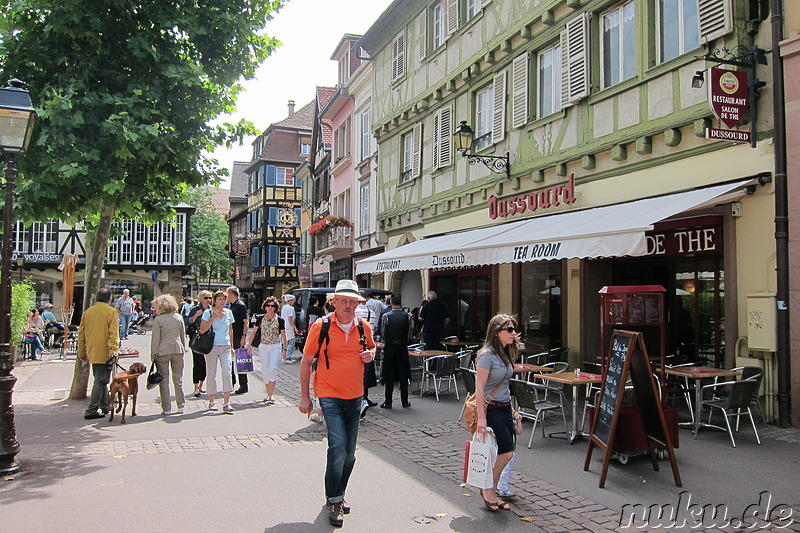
left=108, top=362, right=147, bottom=424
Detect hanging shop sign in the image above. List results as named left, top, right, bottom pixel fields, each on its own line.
left=706, top=67, right=750, bottom=144
left=488, top=175, right=576, bottom=219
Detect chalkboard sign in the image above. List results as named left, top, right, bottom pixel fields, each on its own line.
left=593, top=334, right=630, bottom=445
left=584, top=330, right=681, bottom=488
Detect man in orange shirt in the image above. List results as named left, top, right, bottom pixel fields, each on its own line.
left=299, top=279, right=375, bottom=527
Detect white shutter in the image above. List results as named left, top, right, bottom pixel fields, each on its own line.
left=417, top=11, right=427, bottom=61
left=412, top=122, right=423, bottom=178
left=439, top=106, right=452, bottom=168
left=492, top=71, right=506, bottom=144
left=698, top=0, right=733, bottom=43
left=391, top=32, right=405, bottom=82
left=560, top=13, right=590, bottom=107
left=432, top=112, right=440, bottom=170
left=481, top=0, right=492, bottom=6
left=446, top=0, right=459, bottom=37
left=511, top=53, right=529, bottom=129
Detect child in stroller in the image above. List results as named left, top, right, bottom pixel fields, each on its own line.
left=127, top=313, right=150, bottom=335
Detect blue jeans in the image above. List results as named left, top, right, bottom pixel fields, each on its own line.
left=119, top=313, right=132, bottom=339
left=23, top=334, right=45, bottom=357
left=318, top=396, right=362, bottom=503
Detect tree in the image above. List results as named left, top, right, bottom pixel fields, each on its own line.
left=184, top=187, right=233, bottom=286
left=0, top=0, right=283, bottom=399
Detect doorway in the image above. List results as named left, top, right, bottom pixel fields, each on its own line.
left=430, top=267, right=492, bottom=343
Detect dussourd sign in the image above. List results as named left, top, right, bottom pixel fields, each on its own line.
left=370, top=240, right=566, bottom=273
left=706, top=67, right=751, bottom=144
left=488, top=175, right=576, bottom=219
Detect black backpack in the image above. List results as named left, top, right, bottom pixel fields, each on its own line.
left=313, top=314, right=367, bottom=371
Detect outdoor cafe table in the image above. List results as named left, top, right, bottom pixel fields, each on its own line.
left=663, top=366, right=742, bottom=438
left=512, top=363, right=553, bottom=375
left=442, top=340, right=470, bottom=351
left=408, top=350, right=452, bottom=358
left=535, top=372, right=603, bottom=444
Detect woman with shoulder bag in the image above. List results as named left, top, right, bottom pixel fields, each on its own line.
left=188, top=290, right=212, bottom=397
left=248, top=296, right=287, bottom=404
left=474, top=314, right=520, bottom=512
left=150, top=295, right=188, bottom=415
left=200, top=290, right=235, bottom=412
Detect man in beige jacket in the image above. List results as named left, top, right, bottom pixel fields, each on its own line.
left=79, top=288, right=120, bottom=420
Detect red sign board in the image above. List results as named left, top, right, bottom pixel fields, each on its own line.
left=708, top=67, right=749, bottom=129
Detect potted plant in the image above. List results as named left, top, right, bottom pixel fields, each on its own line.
left=308, top=214, right=352, bottom=236
left=11, top=280, right=36, bottom=358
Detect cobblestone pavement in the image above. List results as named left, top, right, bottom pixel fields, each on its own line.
left=10, top=350, right=800, bottom=533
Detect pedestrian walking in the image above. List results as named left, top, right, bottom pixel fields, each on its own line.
left=226, top=286, right=249, bottom=394
left=150, top=294, right=188, bottom=415
left=474, top=313, right=520, bottom=512
left=379, top=293, right=412, bottom=409
left=79, top=288, right=120, bottom=420
left=187, top=290, right=212, bottom=397
left=299, top=279, right=376, bottom=527
left=113, top=288, right=136, bottom=340
left=200, top=290, right=235, bottom=413
left=281, top=294, right=299, bottom=362
left=248, top=296, right=287, bottom=404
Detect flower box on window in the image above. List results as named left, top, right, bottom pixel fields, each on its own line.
left=308, top=215, right=352, bottom=236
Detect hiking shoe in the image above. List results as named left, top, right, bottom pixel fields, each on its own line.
left=223, top=403, right=234, bottom=413
left=327, top=502, right=344, bottom=527
left=208, top=401, right=217, bottom=411
left=341, top=499, right=351, bottom=514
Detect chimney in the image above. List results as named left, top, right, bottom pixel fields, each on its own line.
left=287, top=100, right=295, bottom=115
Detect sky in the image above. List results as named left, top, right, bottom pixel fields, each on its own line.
left=209, top=0, right=395, bottom=188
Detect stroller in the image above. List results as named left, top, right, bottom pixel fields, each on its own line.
left=127, top=313, right=150, bottom=335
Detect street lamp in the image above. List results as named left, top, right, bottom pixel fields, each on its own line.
left=453, top=121, right=510, bottom=178
left=0, top=78, right=37, bottom=475
left=15, top=257, right=24, bottom=282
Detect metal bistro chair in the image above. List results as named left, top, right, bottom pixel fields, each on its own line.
left=458, top=368, right=477, bottom=421
left=420, top=354, right=460, bottom=401
left=510, top=378, right=568, bottom=448
left=732, top=366, right=766, bottom=428
left=699, top=377, right=762, bottom=447
left=407, top=343, right=424, bottom=389
left=664, top=361, right=698, bottom=424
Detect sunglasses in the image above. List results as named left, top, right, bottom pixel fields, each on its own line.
left=265, top=304, right=278, bottom=308
left=203, top=297, right=212, bottom=300
left=502, top=326, right=517, bottom=333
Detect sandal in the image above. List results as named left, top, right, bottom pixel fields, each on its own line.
left=497, top=501, right=511, bottom=511
left=479, top=490, right=499, bottom=512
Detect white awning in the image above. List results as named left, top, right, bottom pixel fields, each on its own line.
left=356, top=180, right=750, bottom=274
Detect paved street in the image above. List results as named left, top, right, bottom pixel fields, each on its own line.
left=3, top=332, right=800, bottom=532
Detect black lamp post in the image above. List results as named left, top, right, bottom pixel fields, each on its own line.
left=453, top=121, right=510, bottom=178
left=15, top=257, right=24, bottom=282
left=0, top=78, right=37, bottom=475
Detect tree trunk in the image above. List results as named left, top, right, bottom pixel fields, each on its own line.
left=68, top=199, right=116, bottom=400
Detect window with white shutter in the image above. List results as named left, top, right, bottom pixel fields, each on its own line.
left=433, top=3, right=445, bottom=49
left=698, top=0, right=732, bottom=43
left=433, top=106, right=452, bottom=169
left=511, top=53, right=529, bottom=128
left=417, top=10, right=428, bottom=61
left=658, top=0, right=700, bottom=63
left=475, top=85, right=494, bottom=151
left=401, top=131, right=414, bottom=183
left=601, top=1, right=636, bottom=88
left=391, top=31, right=405, bottom=82
left=359, top=182, right=370, bottom=236
left=538, top=43, right=563, bottom=118
left=412, top=122, right=423, bottom=178
left=492, top=70, right=506, bottom=144
left=446, top=0, right=459, bottom=37
left=560, top=12, right=590, bottom=107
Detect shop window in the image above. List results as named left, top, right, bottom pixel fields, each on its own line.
left=518, top=261, right=562, bottom=351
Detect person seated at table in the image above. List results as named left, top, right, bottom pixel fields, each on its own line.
left=474, top=313, right=519, bottom=512
left=24, top=308, right=50, bottom=360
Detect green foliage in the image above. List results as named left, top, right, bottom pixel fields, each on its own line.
left=0, top=0, right=283, bottom=224
left=183, top=187, right=233, bottom=282
left=11, top=280, right=36, bottom=342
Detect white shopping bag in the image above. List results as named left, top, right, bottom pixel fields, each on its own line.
left=464, top=429, right=498, bottom=489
